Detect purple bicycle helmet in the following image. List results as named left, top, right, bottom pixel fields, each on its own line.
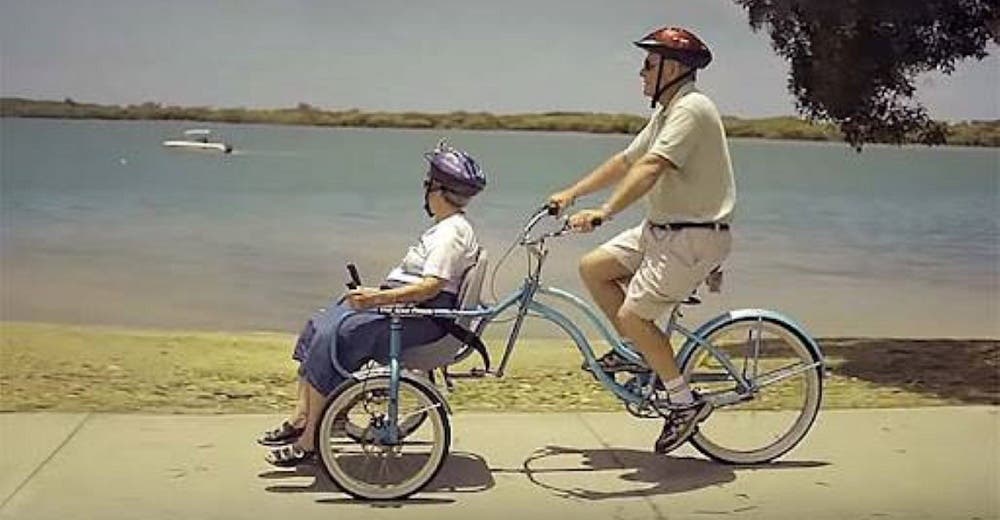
left=423, top=140, right=487, bottom=197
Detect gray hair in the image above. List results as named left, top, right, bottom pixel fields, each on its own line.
left=441, top=190, right=471, bottom=208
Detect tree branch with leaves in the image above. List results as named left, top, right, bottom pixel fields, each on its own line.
left=737, top=0, right=999, bottom=149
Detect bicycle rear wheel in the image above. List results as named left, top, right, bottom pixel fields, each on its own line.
left=316, top=376, right=450, bottom=500
left=680, top=316, right=822, bottom=464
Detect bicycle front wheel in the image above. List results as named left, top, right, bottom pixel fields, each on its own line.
left=316, top=376, right=450, bottom=500
left=680, top=316, right=823, bottom=464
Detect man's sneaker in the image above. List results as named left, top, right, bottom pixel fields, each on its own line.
left=653, top=398, right=714, bottom=454
left=581, top=349, right=650, bottom=374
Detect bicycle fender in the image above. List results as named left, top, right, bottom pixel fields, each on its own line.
left=676, top=309, right=825, bottom=374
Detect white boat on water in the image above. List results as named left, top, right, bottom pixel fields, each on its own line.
left=163, top=129, right=233, bottom=153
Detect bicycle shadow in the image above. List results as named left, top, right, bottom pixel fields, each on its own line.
left=259, top=445, right=827, bottom=504
left=260, top=450, right=494, bottom=505
left=502, top=445, right=828, bottom=501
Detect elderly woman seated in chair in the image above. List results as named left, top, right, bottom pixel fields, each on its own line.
left=259, top=141, right=487, bottom=466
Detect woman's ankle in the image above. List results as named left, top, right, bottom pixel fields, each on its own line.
left=295, top=437, right=315, bottom=452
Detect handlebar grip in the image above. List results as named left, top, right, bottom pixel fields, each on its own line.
left=546, top=202, right=560, bottom=216
left=590, top=216, right=603, bottom=227
left=346, top=263, right=362, bottom=290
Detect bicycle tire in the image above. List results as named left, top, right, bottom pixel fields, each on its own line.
left=680, top=315, right=823, bottom=464
left=316, top=375, right=451, bottom=500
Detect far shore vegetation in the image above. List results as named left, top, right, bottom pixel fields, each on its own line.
left=2, top=97, right=997, bottom=147
left=1, top=322, right=996, bottom=414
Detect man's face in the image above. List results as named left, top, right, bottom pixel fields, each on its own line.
left=639, top=52, right=679, bottom=98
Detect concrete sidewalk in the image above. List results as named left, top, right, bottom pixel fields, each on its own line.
left=1, top=407, right=997, bottom=520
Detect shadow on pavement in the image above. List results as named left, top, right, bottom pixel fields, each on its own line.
left=259, top=445, right=827, bottom=504
left=500, top=445, right=827, bottom=501
left=260, top=450, right=493, bottom=504
left=822, top=338, right=999, bottom=404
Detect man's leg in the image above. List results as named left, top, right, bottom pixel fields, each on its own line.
left=619, top=227, right=732, bottom=454
left=615, top=308, right=681, bottom=382
left=618, top=306, right=711, bottom=454
left=579, top=248, right=633, bottom=336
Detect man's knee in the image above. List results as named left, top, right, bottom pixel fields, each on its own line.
left=616, top=306, right=641, bottom=330
left=578, top=250, right=600, bottom=281
left=579, top=249, right=625, bottom=284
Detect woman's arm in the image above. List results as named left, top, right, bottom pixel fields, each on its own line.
left=346, top=276, right=447, bottom=309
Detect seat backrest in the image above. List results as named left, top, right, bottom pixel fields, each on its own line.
left=399, top=250, right=488, bottom=371
left=453, top=250, right=489, bottom=317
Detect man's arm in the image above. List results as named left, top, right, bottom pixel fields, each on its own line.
left=602, top=154, right=675, bottom=217
left=550, top=153, right=631, bottom=208
left=568, top=153, right=675, bottom=231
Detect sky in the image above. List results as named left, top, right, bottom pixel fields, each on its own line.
left=1, top=0, right=997, bottom=120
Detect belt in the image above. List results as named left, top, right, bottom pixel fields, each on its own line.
left=649, top=221, right=730, bottom=231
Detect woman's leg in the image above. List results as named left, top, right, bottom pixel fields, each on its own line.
left=295, top=297, right=455, bottom=451
left=295, top=380, right=327, bottom=451
left=289, top=376, right=308, bottom=427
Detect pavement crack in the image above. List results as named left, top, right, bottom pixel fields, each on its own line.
left=0, top=413, right=93, bottom=512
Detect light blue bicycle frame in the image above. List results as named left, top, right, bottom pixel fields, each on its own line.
left=325, top=208, right=823, bottom=442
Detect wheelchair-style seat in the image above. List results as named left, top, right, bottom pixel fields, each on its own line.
left=400, top=251, right=489, bottom=371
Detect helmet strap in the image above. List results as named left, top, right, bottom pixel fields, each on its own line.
left=651, top=65, right=695, bottom=108
left=423, top=182, right=435, bottom=218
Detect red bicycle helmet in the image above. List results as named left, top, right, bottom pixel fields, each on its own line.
left=634, top=27, right=712, bottom=69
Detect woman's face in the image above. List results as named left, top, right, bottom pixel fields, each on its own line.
left=423, top=180, right=448, bottom=218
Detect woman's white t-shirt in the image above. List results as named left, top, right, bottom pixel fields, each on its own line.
left=385, top=213, right=479, bottom=294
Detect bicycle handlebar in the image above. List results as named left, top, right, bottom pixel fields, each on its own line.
left=523, top=203, right=602, bottom=244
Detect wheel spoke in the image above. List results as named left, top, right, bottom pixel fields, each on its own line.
left=752, top=361, right=822, bottom=389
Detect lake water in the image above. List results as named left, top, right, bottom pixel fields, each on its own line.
left=1, top=118, right=997, bottom=338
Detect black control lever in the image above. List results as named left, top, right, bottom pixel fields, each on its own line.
left=346, top=263, right=362, bottom=290
left=546, top=202, right=602, bottom=228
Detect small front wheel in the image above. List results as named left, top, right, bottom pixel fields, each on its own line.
left=680, top=316, right=823, bottom=464
left=316, top=375, right=451, bottom=500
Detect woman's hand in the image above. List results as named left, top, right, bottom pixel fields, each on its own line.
left=345, top=287, right=387, bottom=309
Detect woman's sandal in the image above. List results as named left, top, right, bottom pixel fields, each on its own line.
left=257, top=420, right=305, bottom=447
left=265, top=444, right=314, bottom=467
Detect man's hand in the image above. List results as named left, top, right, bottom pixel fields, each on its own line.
left=345, top=287, right=386, bottom=309
left=546, top=190, right=576, bottom=215
left=568, top=208, right=609, bottom=233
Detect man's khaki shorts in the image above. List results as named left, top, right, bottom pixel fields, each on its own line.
left=600, top=221, right=732, bottom=321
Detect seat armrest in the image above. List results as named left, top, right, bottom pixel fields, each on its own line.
left=373, top=306, right=491, bottom=319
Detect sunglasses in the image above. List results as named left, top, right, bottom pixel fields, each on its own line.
left=641, top=57, right=659, bottom=72
left=423, top=179, right=443, bottom=192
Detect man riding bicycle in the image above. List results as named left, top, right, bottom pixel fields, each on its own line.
left=548, top=26, right=736, bottom=454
